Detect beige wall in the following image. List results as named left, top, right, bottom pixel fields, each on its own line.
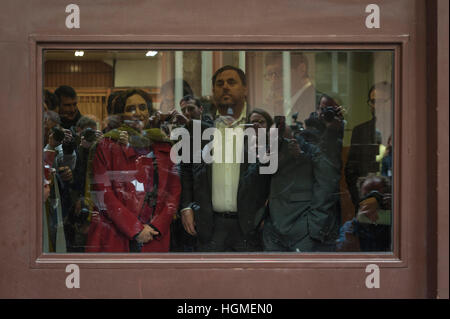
left=114, top=58, right=162, bottom=88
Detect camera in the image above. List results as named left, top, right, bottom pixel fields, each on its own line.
left=290, top=112, right=304, bottom=135
left=320, top=106, right=339, bottom=122
left=361, top=190, right=390, bottom=210
left=62, top=134, right=77, bottom=155
left=81, top=127, right=97, bottom=143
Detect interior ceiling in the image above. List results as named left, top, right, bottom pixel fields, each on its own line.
left=44, top=50, right=161, bottom=61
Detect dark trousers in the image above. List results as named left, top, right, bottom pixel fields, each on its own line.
left=262, top=218, right=335, bottom=252
left=197, top=214, right=262, bottom=252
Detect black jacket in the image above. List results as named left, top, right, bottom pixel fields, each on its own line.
left=263, top=134, right=341, bottom=244
left=180, top=119, right=270, bottom=244
left=345, top=116, right=380, bottom=207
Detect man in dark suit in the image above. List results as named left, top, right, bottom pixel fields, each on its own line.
left=345, top=81, right=392, bottom=208
left=259, top=122, right=342, bottom=252
left=179, top=66, right=270, bottom=252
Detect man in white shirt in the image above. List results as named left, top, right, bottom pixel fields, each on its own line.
left=180, top=66, right=270, bottom=251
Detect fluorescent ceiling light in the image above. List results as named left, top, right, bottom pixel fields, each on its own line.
left=146, top=51, right=158, bottom=57
left=74, top=51, right=84, bottom=57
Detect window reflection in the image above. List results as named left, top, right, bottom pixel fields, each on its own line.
left=42, top=50, right=393, bottom=253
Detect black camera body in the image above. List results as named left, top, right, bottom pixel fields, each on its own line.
left=81, top=127, right=97, bottom=143
left=290, top=112, right=304, bottom=135
left=62, top=134, right=77, bottom=155
left=360, top=190, right=390, bottom=210
left=321, top=106, right=338, bottom=122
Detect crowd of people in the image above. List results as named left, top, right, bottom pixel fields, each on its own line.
left=42, top=54, right=393, bottom=253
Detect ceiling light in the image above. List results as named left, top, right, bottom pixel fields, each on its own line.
left=146, top=51, right=158, bottom=57
left=74, top=51, right=84, bottom=57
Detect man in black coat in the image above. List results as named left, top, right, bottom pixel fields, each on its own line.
left=345, top=81, right=392, bottom=209
left=179, top=66, right=270, bottom=252
left=258, top=114, right=342, bottom=252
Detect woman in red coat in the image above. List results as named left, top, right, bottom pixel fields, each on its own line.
left=85, top=89, right=181, bottom=252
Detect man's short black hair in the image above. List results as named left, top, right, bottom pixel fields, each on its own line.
left=109, top=89, right=153, bottom=115
left=212, top=65, right=247, bottom=87
left=54, top=85, right=77, bottom=102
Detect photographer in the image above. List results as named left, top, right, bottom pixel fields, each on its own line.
left=336, top=174, right=392, bottom=252
left=42, top=107, right=67, bottom=252
left=64, top=116, right=103, bottom=251
left=302, top=94, right=344, bottom=168
left=345, top=82, right=392, bottom=209
left=260, top=114, right=341, bottom=252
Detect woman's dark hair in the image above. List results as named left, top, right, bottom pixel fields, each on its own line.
left=108, top=89, right=153, bottom=115
left=106, top=90, right=123, bottom=115
left=247, top=108, right=274, bottom=128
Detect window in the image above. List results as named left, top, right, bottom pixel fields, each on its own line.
left=42, top=49, right=394, bottom=255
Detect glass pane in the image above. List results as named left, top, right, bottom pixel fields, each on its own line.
left=42, top=50, right=393, bottom=253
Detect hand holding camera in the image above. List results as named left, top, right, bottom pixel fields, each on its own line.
left=319, top=105, right=345, bottom=127
left=80, top=128, right=103, bottom=149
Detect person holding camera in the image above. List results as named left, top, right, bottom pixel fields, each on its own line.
left=42, top=105, right=67, bottom=252
left=85, top=89, right=181, bottom=252
left=259, top=112, right=341, bottom=252
left=336, top=174, right=392, bottom=252
left=345, top=82, right=392, bottom=210
left=302, top=94, right=345, bottom=169
left=61, top=116, right=103, bottom=252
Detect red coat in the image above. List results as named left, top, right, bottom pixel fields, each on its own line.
left=86, top=137, right=180, bottom=252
